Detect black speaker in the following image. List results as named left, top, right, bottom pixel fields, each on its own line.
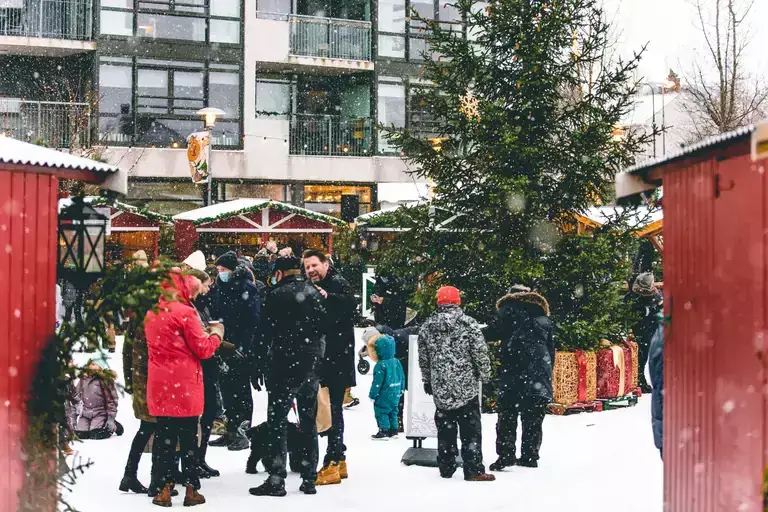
left=341, top=194, right=359, bottom=222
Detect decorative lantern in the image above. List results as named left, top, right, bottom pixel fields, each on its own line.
left=58, top=197, right=108, bottom=288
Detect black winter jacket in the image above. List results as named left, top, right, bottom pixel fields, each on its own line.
left=483, top=291, right=555, bottom=402
left=315, top=269, right=357, bottom=389
left=648, top=319, right=664, bottom=456
left=209, top=265, right=262, bottom=354
left=259, top=275, right=327, bottom=383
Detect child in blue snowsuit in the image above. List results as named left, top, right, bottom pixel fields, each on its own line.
left=369, top=334, right=405, bottom=439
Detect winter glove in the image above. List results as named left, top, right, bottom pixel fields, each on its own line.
left=208, top=323, right=225, bottom=340
left=251, top=373, right=264, bottom=392
left=216, top=340, right=237, bottom=357
left=424, top=382, right=433, bottom=395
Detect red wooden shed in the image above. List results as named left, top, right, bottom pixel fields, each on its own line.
left=172, top=198, right=347, bottom=261
left=86, top=197, right=170, bottom=262
left=615, top=124, right=768, bottom=512
left=0, top=136, right=125, bottom=511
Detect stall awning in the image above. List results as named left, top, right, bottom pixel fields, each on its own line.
left=615, top=124, right=760, bottom=202
left=173, top=198, right=346, bottom=231
left=0, top=136, right=127, bottom=194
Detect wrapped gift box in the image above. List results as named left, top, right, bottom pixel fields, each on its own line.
left=596, top=340, right=634, bottom=399
left=553, top=350, right=597, bottom=406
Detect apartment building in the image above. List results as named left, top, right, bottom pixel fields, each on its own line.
left=0, top=0, right=463, bottom=217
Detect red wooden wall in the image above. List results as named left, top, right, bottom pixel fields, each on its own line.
left=0, top=170, right=58, bottom=512
left=664, top=154, right=766, bottom=511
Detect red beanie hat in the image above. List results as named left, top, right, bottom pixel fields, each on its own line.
left=436, top=286, right=461, bottom=306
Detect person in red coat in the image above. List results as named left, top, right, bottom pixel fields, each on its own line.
left=144, top=272, right=225, bottom=507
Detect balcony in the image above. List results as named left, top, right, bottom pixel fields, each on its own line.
left=289, top=15, right=371, bottom=61
left=290, top=114, right=372, bottom=156
left=0, top=0, right=94, bottom=55
left=0, top=98, right=91, bottom=148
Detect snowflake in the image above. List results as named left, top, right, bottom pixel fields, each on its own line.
left=459, top=89, right=481, bottom=122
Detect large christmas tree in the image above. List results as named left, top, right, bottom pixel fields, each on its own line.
left=378, top=0, right=654, bottom=344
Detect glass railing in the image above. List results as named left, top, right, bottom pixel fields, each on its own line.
left=0, top=99, right=91, bottom=148
left=0, top=0, right=93, bottom=40
left=290, top=114, right=372, bottom=156
left=289, top=15, right=371, bottom=61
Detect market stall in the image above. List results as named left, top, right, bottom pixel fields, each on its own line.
left=615, top=123, right=768, bottom=512
left=173, top=198, right=346, bottom=260
left=58, top=197, right=170, bottom=262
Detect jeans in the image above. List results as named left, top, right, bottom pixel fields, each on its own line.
left=124, top=420, right=155, bottom=477
left=220, top=359, right=254, bottom=434
left=322, top=384, right=347, bottom=467
left=149, top=417, right=200, bottom=496
left=496, top=392, right=547, bottom=463
left=265, top=373, right=319, bottom=485
left=434, top=397, right=485, bottom=478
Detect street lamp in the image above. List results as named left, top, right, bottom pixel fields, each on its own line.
left=196, top=107, right=226, bottom=206
left=638, top=83, right=657, bottom=158
left=58, top=196, right=108, bottom=289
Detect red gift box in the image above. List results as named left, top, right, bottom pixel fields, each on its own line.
left=596, top=341, right=634, bottom=399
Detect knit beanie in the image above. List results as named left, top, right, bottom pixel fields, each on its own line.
left=182, top=250, right=207, bottom=272
left=216, top=250, right=239, bottom=271
left=436, top=286, right=461, bottom=307
left=273, top=255, right=301, bottom=272
left=633, top=272, right=657, bottom=296
left=361, top=327, right=380, bottom=346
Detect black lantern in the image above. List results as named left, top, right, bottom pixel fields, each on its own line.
left=58, top=197, right=108, bottom=288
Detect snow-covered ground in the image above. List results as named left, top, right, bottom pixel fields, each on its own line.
left=66, top=331, right=662, bottom=511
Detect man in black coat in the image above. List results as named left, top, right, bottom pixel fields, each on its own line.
left=208, top=251, right=261, bottom=451
left=303, top=249, right=356, bottom=484
left=249, top=255, right=326, bottom=497
left=648, top=317, right=664, bottom=458
left=482, top=287, right=554, bottom=471
left=371, top=274, right=408, bottom=330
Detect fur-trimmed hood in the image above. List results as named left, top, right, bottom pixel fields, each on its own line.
left=496, top=291, right=550, bottom=317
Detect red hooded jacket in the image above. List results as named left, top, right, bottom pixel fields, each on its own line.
left=145, top=273, right=221, bottom=417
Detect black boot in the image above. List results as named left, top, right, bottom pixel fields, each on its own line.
left=249, top=481, right=287, bottom=497
left=517, top=458, right=538, bottom=468
left=198, top=430, right=220, bottom=478
left=119, top=475, right=148, bottom=494
left=489, top=458, right=515, bottom=472
left=300, top=480, right=317, bottom=495
left=228, top=432, right=250, bottom=451
left=199, top=462, right=220, bottom=478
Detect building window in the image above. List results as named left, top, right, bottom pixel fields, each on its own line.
left=376, top=0, right=463, bottom=61
left=99, top=57, right=242, bottom=148
left=100, top=0, right=242, bottom=43
left=304, top=184, right=373, bottom=217
left=256, top=77, right=291, bottom=118
left=377, top=78, right=405, bottom=154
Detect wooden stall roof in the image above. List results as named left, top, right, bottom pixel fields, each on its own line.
left=0, top=135, right=127, bottom=194
left=173, top=198, right=347, bottom=228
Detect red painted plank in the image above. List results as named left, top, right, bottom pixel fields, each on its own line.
left=0, top=170, right=12, bottom=512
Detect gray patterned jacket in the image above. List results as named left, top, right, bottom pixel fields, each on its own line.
left=418, top=305, right=491, bottom=411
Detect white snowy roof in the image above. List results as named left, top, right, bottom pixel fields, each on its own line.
left=58, top=196, right=171, bottom=222
left=0, top=135, right=118, bottom=173
left=580, top=206, right=663, bottom=229
left=355, top=200, right=429, bottom=224
left=377, top=182, right=430, bottom=204
left=0, top=136, right=126, bottom=194
left=173, top=198, right=346, bottom=226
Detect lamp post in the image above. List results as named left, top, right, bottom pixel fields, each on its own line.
left=196, top=107, right=226, bottom=206
left=639, top=82, right=657, bottom=158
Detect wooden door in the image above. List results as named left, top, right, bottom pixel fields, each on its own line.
left=712, top=154, right=765, bottom=511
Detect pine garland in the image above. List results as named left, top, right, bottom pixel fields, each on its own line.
left=87, top=196, right=172, bottom=224
left=188, top=200, right=347, bottom=227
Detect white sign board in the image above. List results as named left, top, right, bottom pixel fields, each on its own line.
left=405, top=334, right=482, bottom=439
left=406, top=335, right=438, bottom=438
left=361, top=267, right=376, bottom=320
left=94, top=207, right=112, bottom=236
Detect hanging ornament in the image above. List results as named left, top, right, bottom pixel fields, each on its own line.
left=459, top=89, right=481, bottom=122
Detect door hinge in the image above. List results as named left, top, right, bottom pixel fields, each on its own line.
left=714, top=173, right=735, bottom=198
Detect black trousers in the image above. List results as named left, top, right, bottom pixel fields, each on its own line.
left=149, top=417, right=200, bottom=496
left=124, top=420, right=155, bottom=477
left=496, top=392, right=547, bottom=463
left=323, top=384, right=347, bottom=467
left=434, top=398, right=485, bottom=478
left=220, top=359, right=253, bottom=434
left=266, top=373, right=319, bottom=484
left=637, top=336, right=653, bottom=389
left=199, top=375, right=218, bottom=462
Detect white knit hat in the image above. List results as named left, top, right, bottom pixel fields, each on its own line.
left=361, top=327, right=380, bottom=345
left=183, top=250, right=207, bottom=272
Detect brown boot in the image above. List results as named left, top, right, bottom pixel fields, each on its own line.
left=152, top=484, right=173, bottom=507
left=465, top=473, right=496, bottom=482
left=338, top=460, right=348, bottom=479
left=315, top=462, right=342, bottom=486
left=183, top=486, right=206, bottom=507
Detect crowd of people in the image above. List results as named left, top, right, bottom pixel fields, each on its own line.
left=59, top=243, right=665, bottom=506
